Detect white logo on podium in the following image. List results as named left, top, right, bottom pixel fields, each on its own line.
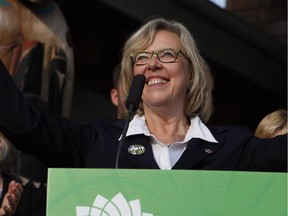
left=76, top=192, right=153, bottom=216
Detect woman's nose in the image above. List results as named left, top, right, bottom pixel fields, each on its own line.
left=147, top=55, right=161, bottom=71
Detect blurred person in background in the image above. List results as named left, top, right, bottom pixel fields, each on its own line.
left=255, top=109, right=287, bottom=138
left=0, top=132, right=23, bottom=216
left=110, top=64, right=127, bottom=119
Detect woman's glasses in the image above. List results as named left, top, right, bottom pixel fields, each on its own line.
left=130, top=48, right=187, bottom=65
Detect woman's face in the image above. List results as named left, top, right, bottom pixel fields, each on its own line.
left=132, top=30, right=191, bottom=112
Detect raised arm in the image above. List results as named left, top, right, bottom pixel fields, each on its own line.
left=0, top=59, right=93, bottom=168
left=0, top=59, right=32, bottom=132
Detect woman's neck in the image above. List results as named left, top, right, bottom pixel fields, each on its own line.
left=145, top=111, right=189, bottom=145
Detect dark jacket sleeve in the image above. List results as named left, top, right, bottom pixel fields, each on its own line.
left=241, top=133, right=287, bottom=172
left=0, top=59, right=95, bottom=168
left=208, top=125, right=287, bottom=172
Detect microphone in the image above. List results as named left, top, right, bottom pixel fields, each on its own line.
left=125, top=74, right=146, bottom=113
left=115, top=74, right=145, bottom=168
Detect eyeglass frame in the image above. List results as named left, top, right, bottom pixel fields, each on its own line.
left=130, top=48, right=190, bottom=66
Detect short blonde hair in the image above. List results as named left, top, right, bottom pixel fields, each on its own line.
left=255, top=109, right=287, bottom=138
left=120, top=17, right=214, bottom=123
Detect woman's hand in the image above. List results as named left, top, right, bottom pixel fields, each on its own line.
left=0, top=180, right=23, bottom=216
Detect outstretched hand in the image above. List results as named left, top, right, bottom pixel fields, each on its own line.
left=0, top=180, right=23, bottom=216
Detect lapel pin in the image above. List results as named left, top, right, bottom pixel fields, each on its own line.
left=128, top=145, right=145, bottom=155
left=205, top=148, right=213, bottom=154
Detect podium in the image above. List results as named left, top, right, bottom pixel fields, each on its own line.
left=47, top=169, right=287, bottom=216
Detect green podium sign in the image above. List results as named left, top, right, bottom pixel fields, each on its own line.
left=47, top=169, right=287, bottom=216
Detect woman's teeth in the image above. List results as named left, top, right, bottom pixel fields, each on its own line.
left=147, top=79, right=167, bottom=85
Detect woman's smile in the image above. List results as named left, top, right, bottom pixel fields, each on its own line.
left=146, top=75, right=169, bottom=86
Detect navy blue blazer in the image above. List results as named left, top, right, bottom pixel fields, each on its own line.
left=0, top=59, right=287, bottom=172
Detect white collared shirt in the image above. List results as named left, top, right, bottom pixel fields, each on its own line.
left=122, top=115, right=218, bottom=170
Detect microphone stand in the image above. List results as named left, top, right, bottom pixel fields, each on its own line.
left=115, top=104, right=134, bottom=168
left=114, top=74, right=145, bottom=168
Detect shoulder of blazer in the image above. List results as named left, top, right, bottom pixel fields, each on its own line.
left=89, top=116, right=126, bottom=131
left=207, top=124, right=253, bottom=135
left=207, top=124, right=253, bottom=145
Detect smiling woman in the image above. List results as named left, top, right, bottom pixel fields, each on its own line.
left=132, top=30, right=192, bottom=141
left=121, top=20, right=213, bottom=124
left=0, top=17, right=286, bottom=172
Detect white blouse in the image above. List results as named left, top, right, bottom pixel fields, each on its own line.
left=122, top=115, right=218, bottom=170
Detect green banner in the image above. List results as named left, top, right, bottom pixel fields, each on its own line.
left=47, top=169, right=287, bottom=216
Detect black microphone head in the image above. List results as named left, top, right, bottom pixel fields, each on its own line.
left=125, top=74, right=145, bottom=112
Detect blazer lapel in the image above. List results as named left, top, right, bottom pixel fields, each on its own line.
left=113, top=120, right=227, bottom=170
left=119, top=134, right=159, bottom=169
left=173, top=126, right=227, bottom=169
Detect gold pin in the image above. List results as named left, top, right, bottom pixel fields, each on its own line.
left=205, top=148, right=213, bottom=154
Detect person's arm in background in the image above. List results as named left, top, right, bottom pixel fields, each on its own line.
left=0, top=180, right=23, bottom=216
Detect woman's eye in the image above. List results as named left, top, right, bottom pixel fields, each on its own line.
left=136, top=53, right=149, bottom=61
left=161, top=50, right=176, bottom=58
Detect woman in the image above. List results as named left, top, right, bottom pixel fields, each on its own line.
left=0, top=18, right=286, bottom=171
